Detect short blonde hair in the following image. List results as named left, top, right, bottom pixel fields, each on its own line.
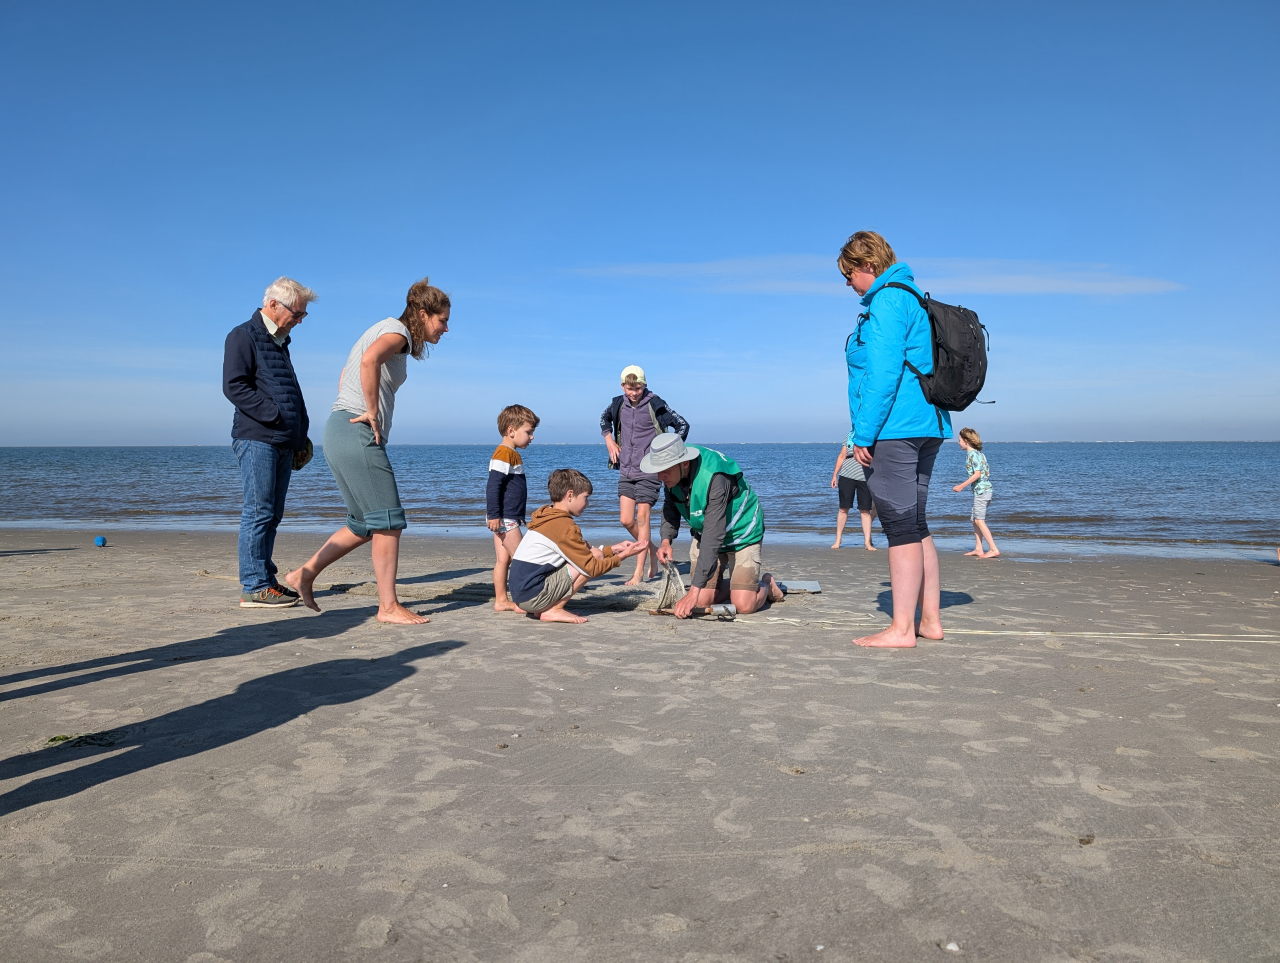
left=959, top=427, right=983, bottom=450
left=837, top=231, right=897, bottom=279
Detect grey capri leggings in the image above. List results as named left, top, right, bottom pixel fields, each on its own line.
left=865, top=437, right=943, bottom=548
left=323, top=409, right=407, bottom=538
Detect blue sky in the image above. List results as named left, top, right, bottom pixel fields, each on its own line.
left=2, top=0, right=1276, bottom=445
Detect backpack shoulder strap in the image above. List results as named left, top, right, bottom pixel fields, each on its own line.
left=880, top=281, right=928, bottom=309
left=646, top=400, right=663, bottom=435
left=881, top=284, right=943, bottom=431
left=609, top=395, right=624, bottom=439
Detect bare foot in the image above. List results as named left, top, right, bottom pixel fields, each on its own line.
left=853, top=627, right=918, bottom=648
left=963, top=549, right=983, bottom=557
left=626, top=566, right=661, bottom=586
left=493, top=600, right=523, bottom=613
left=537, top=608, right=588, bottom=624
left=284, top=569, right=320, bottom=612
left=830, top=542, right=841, bottom=550
left=763, top=573, right=785, bottom=603
left=864, top=543, right=878, bottom=551
left=981, top=550, right=1002, bottom=559
left=376, top=604, right=429, bottom=625
left=917, top=618, right=944, bottom=641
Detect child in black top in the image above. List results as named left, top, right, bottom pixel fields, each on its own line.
left=487, top=404, right=539, bottom=611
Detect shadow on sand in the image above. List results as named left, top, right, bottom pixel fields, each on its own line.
left=0, top=639, right=465, bottom=816
left=875, top=587, right=974, bottom=617
left=0, top=607, right=383, bottom=703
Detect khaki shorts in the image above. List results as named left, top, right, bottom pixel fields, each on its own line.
left=516, top=563, right=575, bottom=615
left=688, top=539, right=763, bottom=593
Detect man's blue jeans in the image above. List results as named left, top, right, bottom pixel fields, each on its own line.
left=233, top=439, right=293, bottom=593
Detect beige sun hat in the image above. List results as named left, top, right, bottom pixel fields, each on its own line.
left=639, top=434, right=699, bottom=475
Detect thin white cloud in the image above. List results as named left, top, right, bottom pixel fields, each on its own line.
left=572, top=255, right=1183, bottom=296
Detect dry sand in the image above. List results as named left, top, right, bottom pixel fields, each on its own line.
left=1, top=528, right=1278, bottom=961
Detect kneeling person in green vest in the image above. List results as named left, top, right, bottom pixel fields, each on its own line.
left=643, top=435, right=785, bottom=619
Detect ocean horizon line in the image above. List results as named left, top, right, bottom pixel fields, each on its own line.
left=3, top=439, right=1278, bottom=450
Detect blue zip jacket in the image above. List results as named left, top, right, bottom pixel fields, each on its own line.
left=222, top=311, right=310, bottom=448
left=846, top=262, right=952, bottom=446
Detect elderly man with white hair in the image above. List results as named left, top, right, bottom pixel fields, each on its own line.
left=222, top=276, right=317, bottom=608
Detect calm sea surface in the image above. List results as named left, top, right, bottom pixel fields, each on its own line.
left=0, top=443, right=1276, bottom=560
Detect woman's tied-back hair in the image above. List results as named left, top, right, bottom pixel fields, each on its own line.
left=262, top=277, right=318, bottom=309
left=498, top=404, right=540, bottom=435
left=548, top=468, right=592, bottom=502
left=959, top=427, right=983, bottom=450
left=837, top=231, right=897, bottom=279
left=398, top=278, right=451, bottom=360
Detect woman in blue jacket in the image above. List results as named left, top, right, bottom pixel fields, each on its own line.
left=840, top=231, right=951, bottom=648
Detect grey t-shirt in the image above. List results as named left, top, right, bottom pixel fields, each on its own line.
left=332, top=318, right=411, bottom=440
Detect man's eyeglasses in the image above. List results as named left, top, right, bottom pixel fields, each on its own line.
left=275, top=300, right=307, bottom=321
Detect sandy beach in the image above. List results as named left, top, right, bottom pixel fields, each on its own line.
left=1, top=527, right=1277, bottom=961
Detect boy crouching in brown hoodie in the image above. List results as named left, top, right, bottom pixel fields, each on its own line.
left=506, top=468, right=646, bottom=623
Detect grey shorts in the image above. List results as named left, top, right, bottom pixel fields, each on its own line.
left=516, top=563, right=575, bottom=615
left=324, top=410, right=406, bottom=538
left=618, top=475, right=662, bottom=505
left=971, top=490, right=993, bottom=521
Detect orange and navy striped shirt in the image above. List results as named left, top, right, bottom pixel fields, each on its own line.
left=486, top=444, right=527, bottom=521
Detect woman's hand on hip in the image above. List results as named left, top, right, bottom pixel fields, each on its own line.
left=350, top=411, right=382, bottom=446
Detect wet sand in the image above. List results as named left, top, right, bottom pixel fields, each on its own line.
left=1, top=528, right=1278, bottom=961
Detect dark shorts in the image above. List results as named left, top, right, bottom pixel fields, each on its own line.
left=865, top=437, right=943, bottom=548
left=837, top=476, right=873, bottom=512
left=618, top=475, right=662, bottom=505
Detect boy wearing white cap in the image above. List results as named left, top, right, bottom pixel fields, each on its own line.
left=599, top=365, right=690, bottom=585
left=642, top=434, right=784, bottom=619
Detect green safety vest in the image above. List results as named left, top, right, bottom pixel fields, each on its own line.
left=670, top=446, right=765, bottom=551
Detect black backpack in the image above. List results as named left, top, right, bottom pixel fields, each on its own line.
left=875, top=281, right=989, bottom=411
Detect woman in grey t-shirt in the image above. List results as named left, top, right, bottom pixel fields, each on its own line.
left=285, top=278, right=450, bottom=624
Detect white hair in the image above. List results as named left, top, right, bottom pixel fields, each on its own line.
left=262, top=276, right=317, bottom=309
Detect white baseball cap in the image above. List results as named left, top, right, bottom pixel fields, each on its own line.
left=620, top=364, right=646, bottom=386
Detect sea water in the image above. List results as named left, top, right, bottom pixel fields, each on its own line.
left=0, top=443, right=1276, bottom=561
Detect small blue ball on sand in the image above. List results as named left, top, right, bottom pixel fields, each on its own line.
left=93, top=536, right=107, bottom=547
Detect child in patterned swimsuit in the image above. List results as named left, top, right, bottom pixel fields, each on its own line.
left=953, top=427, right=1000, bottom=559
